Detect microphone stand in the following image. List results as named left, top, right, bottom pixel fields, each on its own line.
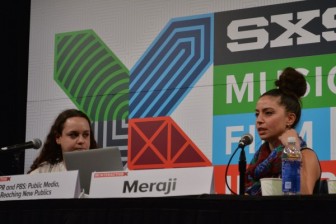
left=238, top=145, right=246, bottom=195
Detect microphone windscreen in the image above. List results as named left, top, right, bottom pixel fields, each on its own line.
left=243, top=133, right=253, bottom=145
left=32, top=138, right=42, bottom=149
left=239, top=133, right=253, bottom=146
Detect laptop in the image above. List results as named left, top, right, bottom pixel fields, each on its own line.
left=63, top=146, right=124, bottom=194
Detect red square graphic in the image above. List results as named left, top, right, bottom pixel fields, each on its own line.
left=128, top=116, right=211, bottom=170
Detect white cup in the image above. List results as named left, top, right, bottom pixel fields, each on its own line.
left=260, top=178, right=282, bottom=196
left=327, top=179, right=336, bottom=194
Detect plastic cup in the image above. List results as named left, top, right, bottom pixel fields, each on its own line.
left=260, top=178, right=282, bottom=196
left=327, top=179, right=336, bottom=194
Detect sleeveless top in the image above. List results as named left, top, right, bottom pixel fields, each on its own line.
left=245, top=143, right=322, bottom=195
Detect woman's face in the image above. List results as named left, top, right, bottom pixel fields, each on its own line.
left=255, top=95, right=291, bottom=144
left=56, top=116, right=91, bottom=152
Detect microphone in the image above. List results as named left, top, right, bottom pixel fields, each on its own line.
left=238, top=133, right=253, bottom=195
left=238, top=133, right=253, bottom=147
left=1, top=138, right=42, bottom=151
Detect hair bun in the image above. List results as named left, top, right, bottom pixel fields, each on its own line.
left=275, top=67, right=307, bottom=99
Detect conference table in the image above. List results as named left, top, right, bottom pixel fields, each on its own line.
left=1, top=194, right=335, bottom=224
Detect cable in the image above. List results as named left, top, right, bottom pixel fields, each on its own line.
left=224, top=146, right=240, bottom=195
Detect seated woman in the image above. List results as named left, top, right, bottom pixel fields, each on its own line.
left=245, top=67, right=321, bottom=195
left=28, top=109, right=98, bottom=174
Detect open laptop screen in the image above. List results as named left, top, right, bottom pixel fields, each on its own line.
left=63, top=146, right=124, bottom=194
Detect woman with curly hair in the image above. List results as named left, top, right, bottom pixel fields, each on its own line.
left=28, top=109, right=98, bottom=174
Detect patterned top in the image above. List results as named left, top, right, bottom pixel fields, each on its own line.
left=245, top=137, right=311, bottom=195
left=245, top=141, right=283, bottom=195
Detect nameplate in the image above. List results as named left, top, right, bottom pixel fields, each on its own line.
left=89, top=166, right=214, bottom=198
left=0, top=170, right=80, bottom=201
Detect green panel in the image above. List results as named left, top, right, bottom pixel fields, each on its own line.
left=54, top=29, right=130, bottom=122
left=214, top=53, right=336, bottom=115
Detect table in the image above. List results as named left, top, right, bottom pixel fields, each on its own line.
left=1, top=194, right=335, bottom=224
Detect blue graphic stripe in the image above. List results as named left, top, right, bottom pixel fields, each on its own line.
left=130, top=14, right=213, bottom=118
left=135, top=38, right=193, bottom=117
left=130, top=27, right=200, bottom=93
left=156, top=53, right=211, bottom=116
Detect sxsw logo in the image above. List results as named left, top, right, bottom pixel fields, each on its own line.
left=215, top=1, right=336, bottom=65
left=226, top=7, right=336, bottom=52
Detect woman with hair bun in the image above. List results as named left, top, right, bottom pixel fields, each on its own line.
left=245, top=67, right=321, bottom=195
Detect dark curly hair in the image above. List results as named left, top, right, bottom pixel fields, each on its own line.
left=260, top=67, right=307, bottom=128
left=28, top=109, right=98, bottom=173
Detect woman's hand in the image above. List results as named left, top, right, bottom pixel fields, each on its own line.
left=279, top=128, right=300, bottom=149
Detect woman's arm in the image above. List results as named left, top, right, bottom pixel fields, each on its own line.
left=300, top=149, right=321, bottom=194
